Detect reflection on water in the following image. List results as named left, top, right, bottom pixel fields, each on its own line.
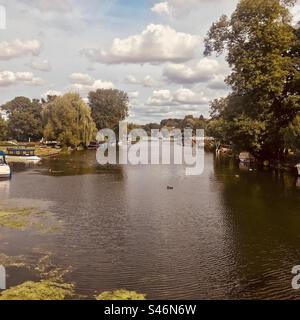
left=0, top=180, right=10, bottom=197
left=0, top=150, right=300, bottom=299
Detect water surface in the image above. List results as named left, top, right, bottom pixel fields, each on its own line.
left=1, top=148, right=300, bottom=299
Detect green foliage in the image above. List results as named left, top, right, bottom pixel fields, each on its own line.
left=205, top=0, right=295, bottom=96
left=43, top=93, right=97, bottom=147
left=144, top=115, right=208, bottom=134
left=181, top=115, right=208, bottom=131
left=2, top=97, right=43, bottom=142
left=207, top=118, right=229, bottom=144
left=281, top=114, right=300, bottom=150
left=0, top=117, right=8, bottom=141
left=88, top=89, right=129, bottom=131
left=0, top=280, right=74, bottom=300
left=96, top=289, right=146, bottom=300
left=204, top=0, right=300, bottom=158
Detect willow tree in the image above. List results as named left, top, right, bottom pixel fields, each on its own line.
left=205, top=0, right=299, bottom=159
left=43, top=93, right=97, bottom=147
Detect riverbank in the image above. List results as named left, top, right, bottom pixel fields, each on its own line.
left=215, top=144, right=300, bottom=176
left=35, top=147, right=62, bottom=158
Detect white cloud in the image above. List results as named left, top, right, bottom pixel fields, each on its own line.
left=147, top=88, right=209, bottom=106
left=173, top=88, right=209, bottom=105
left=147, top=89, right=173, bottom=106
left=0, top=70, right=43, bottom=86
left=125, top=75, right=139, bottom=85
left=69, top=73, right=114, bottom=96
left=143, top=75, right=161, bottom=87
left=151, top=0, right=201, bottom=18
left=0, top=39, right=42, bottom=60
left=69, top=80, right=114, bottom=95
left=70, top=72, right=93, bottom=85
left=82, top=24, right=200, bottom=64
left=163, top=58, right=223, bottom=84
left=151, top=2, right=171, bottom=15
left=128, top=91, right=139, bottom=98
left=30, top=59, right=51, bottom=72
left=131, top=97, right=210, bottom=122
left=42, top=90, right=62, bottom=98
left=0, top=71, right=16, bottom=86
left=125, top=74, right=161, bottom=87
left=128, top=91, right=139, bottom=106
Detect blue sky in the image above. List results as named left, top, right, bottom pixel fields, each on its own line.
left=0, top=0, right=299, bottom=123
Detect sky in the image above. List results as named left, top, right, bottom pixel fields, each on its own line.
left=0, top=0, right=299, bottom=124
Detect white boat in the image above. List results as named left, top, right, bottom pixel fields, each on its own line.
left=0, top=151, right=11, bottom=179
left=296, top=164, right=300, bottom=176
left=5, top=147, right=41, bottom=162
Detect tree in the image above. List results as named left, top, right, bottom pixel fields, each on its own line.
left=204, top=0, right=299, bottom=159
left=43, top=93, right=97, bottom=147
left=0, top=117, right=8, bottom=141
left=88, top=89, right=129, bottom=131
left=281, top=114, right=300, bottom=151
left=2, top=97, right=43, bottom=142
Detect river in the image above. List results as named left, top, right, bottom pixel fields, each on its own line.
left=0, top=147, right=300, bottom=299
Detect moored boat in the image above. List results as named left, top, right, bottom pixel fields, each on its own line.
left=239, top=151, right=255, bottom=163
left=0, top=151, right=11, bottom=178
left=216, top=145, right=232, bottom=156
left=6, top=147, right=41, bottom=162
left=87, top=141, right=99, bottom=150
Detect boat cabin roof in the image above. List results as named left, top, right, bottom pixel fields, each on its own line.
left=7, top=147, right=35, bottom=152
left=6, top=148, right=36, bottom=156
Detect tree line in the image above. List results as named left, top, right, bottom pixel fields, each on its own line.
left=0, top=89, right=129, bottom=147
left=142, top=115, right=209, bottom=135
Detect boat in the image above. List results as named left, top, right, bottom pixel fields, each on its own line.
left=87, top=141, right=99, bottom=150
left=216, top=145, right=232, bottom=156
left=239, top=152, right=255, bottom=163
left=296, top=164, right=300, bottom=176
left=5, top=147, right=41, bottom=162
left=0, top=151, right=11, bottom=179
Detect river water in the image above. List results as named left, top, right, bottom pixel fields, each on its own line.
left=1, top=146, right=300, bottom=299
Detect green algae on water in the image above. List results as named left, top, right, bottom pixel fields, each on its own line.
left=0, top=207, right=64, bottom=233
left=0, top=253, right=26, bottom=268
left=0, top=280, right=74, bottom=300
left=96, top=289, right=146, bottom=300
left=0, top=252, right=75, bottom=300
left=0, top=208, right=34, bottom=229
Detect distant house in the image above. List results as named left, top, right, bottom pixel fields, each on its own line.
left=0, top=109, right=8, bottom=121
